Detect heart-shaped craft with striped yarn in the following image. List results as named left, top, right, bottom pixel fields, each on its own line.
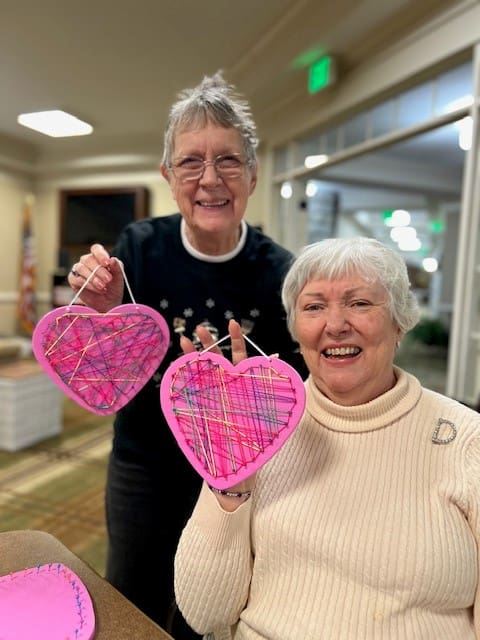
left=0, top=563, right=95, bottom=640
left=160, top=351, right=306, bottom=489
left=33, top=303, right=170, bottom=415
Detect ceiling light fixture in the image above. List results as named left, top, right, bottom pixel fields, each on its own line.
left=390, top=226, right=417, bottom=244
left=280, top=182, right=293, bottom=199
left=454, top=116, right=472, bottom=151
left=422, top=257, right=438, bottom=273
left=304, top=154, right=328, bottom=168
left=305, top=181, right=318, bottom=197
left=384, top=209, right=411, bottom=228
left=17, top=110, right=93, bottom=137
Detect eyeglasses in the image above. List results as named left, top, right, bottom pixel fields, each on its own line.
left=170, top=153, right=248, bottom=182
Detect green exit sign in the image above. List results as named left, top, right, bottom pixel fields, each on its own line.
left=308, top=56, right=336, bottom=94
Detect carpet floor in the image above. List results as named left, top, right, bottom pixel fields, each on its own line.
left=0, top=396, right=112, bottom=576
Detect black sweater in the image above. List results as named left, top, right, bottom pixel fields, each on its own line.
left=111, top=214, right=306, bottom=485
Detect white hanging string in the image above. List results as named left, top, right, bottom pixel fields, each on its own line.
left=201, top=331, right=269, bottom=358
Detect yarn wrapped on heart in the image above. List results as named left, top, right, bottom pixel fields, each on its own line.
left=33, top=303, right=170, bottom=415
left=0, top=563, right=95, bottom=639
left=160, top=352, right=306, bottom=489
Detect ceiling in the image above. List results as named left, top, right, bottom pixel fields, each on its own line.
left=0, top=0, right=465, bottom=172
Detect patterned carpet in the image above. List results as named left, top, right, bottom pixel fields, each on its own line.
left=0, top=396, right=112, bottom=576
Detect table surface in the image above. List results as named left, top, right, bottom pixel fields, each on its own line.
left=0, top=359, right=44, bottom=379
left=0, top=530, right=173, bottom=640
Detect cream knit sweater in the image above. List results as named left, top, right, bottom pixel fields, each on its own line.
left=174, top=368, right=480, bottom=639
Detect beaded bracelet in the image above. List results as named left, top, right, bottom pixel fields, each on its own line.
left=208, top=485, right=252, bottom=499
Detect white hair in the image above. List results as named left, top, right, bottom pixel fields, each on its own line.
left=281, top=237, right=420, bottom=339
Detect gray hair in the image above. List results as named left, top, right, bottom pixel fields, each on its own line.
left=161, top=71, right=258, bottom=169
left=281, top=237, right=420, bottom=339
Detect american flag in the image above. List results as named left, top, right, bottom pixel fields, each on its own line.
left=17, top=195, right=37, bottom=334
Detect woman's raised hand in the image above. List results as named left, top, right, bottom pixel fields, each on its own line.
left=67, top=243, right=125, bottom=312
left=180, top=318, right=247, bottom=364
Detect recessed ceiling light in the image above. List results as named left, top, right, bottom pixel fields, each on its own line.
left=304, top=154, right=328, bottom=168
left=17, top=110, right=93, bottom=137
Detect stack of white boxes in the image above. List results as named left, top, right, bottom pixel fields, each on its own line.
left=0, top=360, right=62, bottom=451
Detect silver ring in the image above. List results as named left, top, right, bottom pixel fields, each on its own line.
left=70, top=265, right=79, bottom=277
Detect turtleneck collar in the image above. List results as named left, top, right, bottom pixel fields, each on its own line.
left=305, top=366, right=422, bottom=434
left=180, top=218, right=247, bottom=262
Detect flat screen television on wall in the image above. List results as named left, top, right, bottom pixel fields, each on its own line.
left=59, top=186, right=150, bottom=264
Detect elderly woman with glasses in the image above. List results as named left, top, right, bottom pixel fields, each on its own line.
left=175, top=237, right=480, bottom=640
left=66, top=72, right=306, bottom=638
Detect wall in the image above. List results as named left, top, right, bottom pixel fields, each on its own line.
left=0, top=172, right=33, bottom=334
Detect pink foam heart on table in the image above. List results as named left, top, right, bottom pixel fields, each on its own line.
left=160, top=352, right=306, bottom=489
left=33, top=303, right=170, bottom=415
left=0, top=563, right=95, bottom=639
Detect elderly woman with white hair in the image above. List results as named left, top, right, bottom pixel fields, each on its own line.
left=175, top=236, right=480, bottom=640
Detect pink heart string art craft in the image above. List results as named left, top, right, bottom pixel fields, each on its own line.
left=0, top=563, right=95, bottom=640
left=160, top=338, right=306, bottom=489
left=32, top=261, right=170, bottom=416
